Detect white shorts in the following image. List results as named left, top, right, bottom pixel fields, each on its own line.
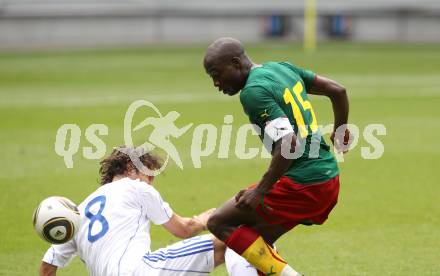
left=133, top=235, right=215, bottom=276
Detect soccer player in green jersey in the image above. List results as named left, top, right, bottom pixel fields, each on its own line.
left=203, top=37, right=350, bottom=276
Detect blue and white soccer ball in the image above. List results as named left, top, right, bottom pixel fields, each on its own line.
left=33, top=196, right=81, bottom=244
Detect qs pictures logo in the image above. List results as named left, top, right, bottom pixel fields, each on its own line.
left=54, top=100, right=386, bottom=174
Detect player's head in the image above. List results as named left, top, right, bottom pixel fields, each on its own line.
left=203, top=37, right=252, bottom=96
left=99, top=146, right=162, bottom=185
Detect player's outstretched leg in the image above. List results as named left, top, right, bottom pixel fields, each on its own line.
left=207, top=198, right=300, bottom=276
left=135, top=234, right=226, bottom=275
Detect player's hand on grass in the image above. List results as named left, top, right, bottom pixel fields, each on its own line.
left=235, top=189, right=263, bottom=212
left=331, top=128, right=352, bottom=154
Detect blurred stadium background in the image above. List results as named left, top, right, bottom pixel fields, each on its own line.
left=0, top=1, right=439, bottom=275
left=1, top=0, right=440, bottom=49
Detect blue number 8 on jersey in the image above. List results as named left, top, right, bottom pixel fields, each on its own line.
left=85, top=195, right=109, bottom=242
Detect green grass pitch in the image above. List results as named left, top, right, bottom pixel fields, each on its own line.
left=0, top=42, right=439, bottom=275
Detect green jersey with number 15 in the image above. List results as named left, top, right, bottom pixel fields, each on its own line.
left=240, top=62, right=339, bottom=184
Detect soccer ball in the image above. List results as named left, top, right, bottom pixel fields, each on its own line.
left=33, top=196, right=80, bottom=244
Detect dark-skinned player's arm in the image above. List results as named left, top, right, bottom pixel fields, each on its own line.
left=235, top=133, right=296, bottom=211
left=309, top=75, right=351, bottom=152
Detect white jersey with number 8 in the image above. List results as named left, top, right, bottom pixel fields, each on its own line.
left=43, top=178, right=173, bottom=276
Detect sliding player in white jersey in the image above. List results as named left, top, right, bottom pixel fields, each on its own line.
left=39, top=147, right=226, bottom=276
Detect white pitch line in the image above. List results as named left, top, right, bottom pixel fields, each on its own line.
left=1, top=89, right=439, bottom=108
left=0, top=93, right=235, bottom=108
left=1, top=74, right=439, bottom=108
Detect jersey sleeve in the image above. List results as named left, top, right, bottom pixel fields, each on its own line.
left=240, top=85, right=294, bottom=142
left=298, top=68, right=316, bottom=91
left=137, top=185, right=173, bottom=225
left=42, top=240, right=77, bottom=268
left=240, top=85, right=286, bottom=124
left=282, top=62, right=316, bottom=92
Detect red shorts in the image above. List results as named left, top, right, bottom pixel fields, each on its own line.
left=253, top=176, right=340, bottom=230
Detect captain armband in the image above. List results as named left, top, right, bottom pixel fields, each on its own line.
left=263, top=117, right=294, bottom=142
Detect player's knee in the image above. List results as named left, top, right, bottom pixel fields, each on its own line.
left=207, top=213, right=225, bottom=239
left=208, top=214, right=236, bottom=242
left=207, top=204, right=242, bottom=242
